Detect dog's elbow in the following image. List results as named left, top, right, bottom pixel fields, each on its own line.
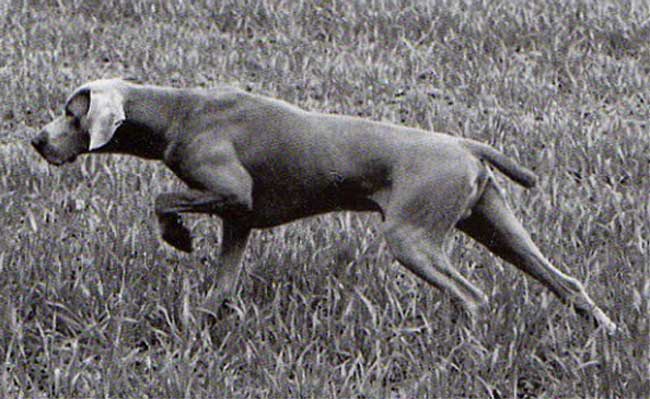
left=225, top=192, right=253, bottom=216
left=237, top=194, right=253, bottom=213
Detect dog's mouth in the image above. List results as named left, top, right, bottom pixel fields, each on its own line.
left=31, top=140, right=77, bottom=166
left=42, top=151, right=78, bottom=166
left=45, top=154, right=77, bottom=166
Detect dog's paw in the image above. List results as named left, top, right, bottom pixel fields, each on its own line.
left=575, top=305, right=619, bottom=336
left=163, top=227, right=193, bottom=253
left=159, top=215, right=193, bottom=253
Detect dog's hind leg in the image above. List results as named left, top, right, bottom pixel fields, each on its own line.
left=456, top=182, right=617, bottom=333
left=379, top=159, right=492, bottom=322
left=384, top=222, right=489, bottom=321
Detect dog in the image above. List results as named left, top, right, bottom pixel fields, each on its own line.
left=31, top=78, right=616, bottom=333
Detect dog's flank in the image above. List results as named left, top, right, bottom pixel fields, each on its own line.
left=31, top=78, right=617, bottom=334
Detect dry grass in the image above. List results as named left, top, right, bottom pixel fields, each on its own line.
left=1, top=0, right=648, bottom=397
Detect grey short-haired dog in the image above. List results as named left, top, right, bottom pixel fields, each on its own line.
left=32, top=79, right=616, bottom=333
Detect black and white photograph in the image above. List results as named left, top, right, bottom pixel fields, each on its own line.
left=1, top=0, right=648, bottom=397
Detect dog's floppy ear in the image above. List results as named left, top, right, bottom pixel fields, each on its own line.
left=84, top=83, right=126, bottom=151
left=65, top=88, right=91, bottom=117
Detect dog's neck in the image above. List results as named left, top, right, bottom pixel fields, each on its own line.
left=99, top=85, right=189, bottom=160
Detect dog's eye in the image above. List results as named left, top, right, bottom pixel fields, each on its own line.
left=66, top=112, right=80, bottom=128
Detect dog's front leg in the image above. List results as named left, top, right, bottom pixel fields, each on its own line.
left=156, top=139, right=254, bottom=253
left=191, top=220, right=251, bottom=317
left=154, top=189, right=252, bottom=252
left=212, top=220, right=251, bottom=297
left=155, top=196, right=193, bottom=252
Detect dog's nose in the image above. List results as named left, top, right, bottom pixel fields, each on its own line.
left=31, top=133, right=46, bottom=151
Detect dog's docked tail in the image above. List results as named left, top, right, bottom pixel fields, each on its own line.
left=463, top=140, right=538, bottom=188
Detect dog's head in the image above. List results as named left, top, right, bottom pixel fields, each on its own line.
left=31, top=79, right=127, bottom=165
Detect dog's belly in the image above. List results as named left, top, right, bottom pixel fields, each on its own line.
left=243, top=182, right=383, bottom=228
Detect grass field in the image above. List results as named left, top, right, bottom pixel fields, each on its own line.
left=1, top=0, right=649, bottom=397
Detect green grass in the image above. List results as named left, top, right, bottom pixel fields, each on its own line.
left=1, top=0, right=648, bottom=397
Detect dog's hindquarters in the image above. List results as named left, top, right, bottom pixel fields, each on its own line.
left=380, top=149, right=491, bottom=319
left=380, top=138, right=616, bottom=332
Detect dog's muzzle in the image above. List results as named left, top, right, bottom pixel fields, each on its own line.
left=31, top=132, right=47, bottom=153
left=31, top=132, right=75, bottom=165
